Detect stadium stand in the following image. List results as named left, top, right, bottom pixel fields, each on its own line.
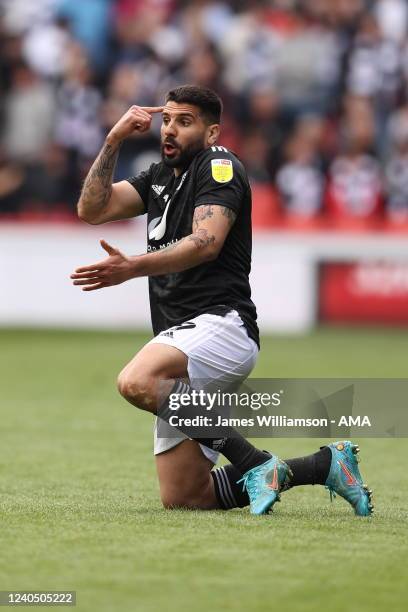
left=1, top=0, right=408, bottom=232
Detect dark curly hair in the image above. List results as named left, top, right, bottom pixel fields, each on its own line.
left=165, top=84, right=223, bottom=125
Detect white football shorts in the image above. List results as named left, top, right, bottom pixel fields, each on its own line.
left=148, top=309, right=259, bottom=464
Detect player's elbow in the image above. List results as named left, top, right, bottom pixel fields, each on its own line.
left=77, top=201, right=102, bottom=225
left=196, top=247, right=219, bottom=265
left=198, top=238, right=222, bottom=262
left=204, top=249, right=219, bottom=263
left=190, top=230, right=221, bottom=262
left=202, top=242, right=221, bottom=262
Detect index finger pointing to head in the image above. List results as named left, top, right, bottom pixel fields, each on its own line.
left=141, top=106, right=164, bottom=114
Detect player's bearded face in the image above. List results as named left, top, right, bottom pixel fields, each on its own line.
left=161, top=136, right=205, bottom=168
left=160, top=104, right=207, bottom=169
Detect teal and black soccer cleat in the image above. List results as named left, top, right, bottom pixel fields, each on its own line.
left=237, top=456, right=293, bottom=515
left=323, top=441, right=373, bottom=516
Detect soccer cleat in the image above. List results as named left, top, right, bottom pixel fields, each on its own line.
left=323, top=441, right=373, bottom=517
left=237, top=456, right=293, bottom=515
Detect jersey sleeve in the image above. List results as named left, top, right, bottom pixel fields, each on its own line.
left=194, top=149, right=247, bottom=213
left=126, top=164, right=154, bottom=210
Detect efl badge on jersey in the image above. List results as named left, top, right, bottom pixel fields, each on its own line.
left=211, top=159, right=233, bottom=183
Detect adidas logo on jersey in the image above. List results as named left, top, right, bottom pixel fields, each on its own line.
left=211, top=145, right=228, bottom=152
left=160, top=330, right=174, bottom=338
left=152, top=184, right=166, bottom=196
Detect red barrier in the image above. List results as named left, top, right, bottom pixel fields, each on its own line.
left=320, top=262, right=408, bottom=324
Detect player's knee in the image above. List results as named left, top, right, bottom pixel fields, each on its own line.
left=160, top=491, right=187, bottom=509
left=117, top=370, right=156, bottom=412
left=161, top=490, right=202, bottom=510
left=160, top=477, right=213, bottom=510
left=161, top=491, right=211, bottom=510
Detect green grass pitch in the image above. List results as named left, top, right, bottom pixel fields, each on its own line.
left=1, top=327, right=407, bottom=612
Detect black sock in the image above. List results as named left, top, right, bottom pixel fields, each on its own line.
left=159, top=380, right=270, bottom=475
left=211, top=465, right=249, bottom=509
left=211, top=447, right=332, bottom=510
left=204, top=437, right=270, bottom=475
left=284, top=447, right=332, bottom=488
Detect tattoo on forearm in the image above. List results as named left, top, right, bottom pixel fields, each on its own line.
left=160, top=237, right=186, bottom=253
left=158, top=229, right=215, bottom=257
left=80, top=142, right=120, bottom=209
left=188, top=229, right=216, bottom=249
left=221, top=206, right=237, bottom=228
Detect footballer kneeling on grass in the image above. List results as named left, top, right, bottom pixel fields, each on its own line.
left=71, top=85, right=373, bottom=516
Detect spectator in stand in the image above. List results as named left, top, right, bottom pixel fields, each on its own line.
left=1, top=0, right=408, bottom=229
left=274, top=1, right=342, bottom=117
left=170, top=43, right=224, bottom=94
left=219, top=1, right=280, bottom=95
left=326, top=96, right=383, bottom=224
left=346, top=9, right=402, bottom=150
left=0, top=0, right=57, bottom=34
left=113, top=0, right=178, bottom=66
left=0, top=29, right=24, bottom=101
left=276, top=114, right=325, bottom=219
left=180, top=0, right=234, bottom=48
left=22, top=16, right=72, bottom=80
left=0, top=60, right=58, bottom=211
left=240, top=128, right=274, bottom=184
left=54, top=42, right=104, bottom=200
left=375, top=0, right=408, bottom=45
left=242, top=85, right=284, bottom=175
left=55, top=0, right=112, bottom=75
left=385, top=104, right=408, bottom=223
left=2, top=60, right=55, bottom=162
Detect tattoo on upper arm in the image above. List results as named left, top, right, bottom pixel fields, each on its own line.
left=193, top=205, right=214, bottom=231
left=81, top=143, right=120, bottom=208
left=194, top=205, right=214, bottom=221
left=193, top=204, right=236, bottom=232
left=187, top=204, right=235, bottom=254
left=221, top=206, right=237, bottom=228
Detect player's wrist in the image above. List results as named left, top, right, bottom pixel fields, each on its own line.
left=105, top=132, right=123, bottom=148
left=128, top=255, right=144, bottom=278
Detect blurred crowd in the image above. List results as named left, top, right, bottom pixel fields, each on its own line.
left=2, top=0, right=408, bottom=230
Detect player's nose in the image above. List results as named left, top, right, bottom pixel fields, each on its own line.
left=163, top=120, right=177, bottom=137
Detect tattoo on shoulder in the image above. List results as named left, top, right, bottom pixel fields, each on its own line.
left=221, top=206, right=237, bottom=227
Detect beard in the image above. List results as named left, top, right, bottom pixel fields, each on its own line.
left=161, top=137, right=205, bottom=169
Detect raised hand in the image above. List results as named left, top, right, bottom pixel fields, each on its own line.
left=107, top=105, right=164, bottom=145
left=71, top=239, right=136, bottom=291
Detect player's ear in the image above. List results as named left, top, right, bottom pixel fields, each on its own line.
left=206, top=124, right=220, bottom=146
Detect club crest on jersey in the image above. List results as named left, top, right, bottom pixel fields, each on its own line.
left=211, top=159, right=233, bottom=183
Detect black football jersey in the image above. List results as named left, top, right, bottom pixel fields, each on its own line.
left=127, top=146, right=259, bottom=347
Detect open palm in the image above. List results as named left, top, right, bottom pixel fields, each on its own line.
left=71, top=239, right=135, bottom=291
